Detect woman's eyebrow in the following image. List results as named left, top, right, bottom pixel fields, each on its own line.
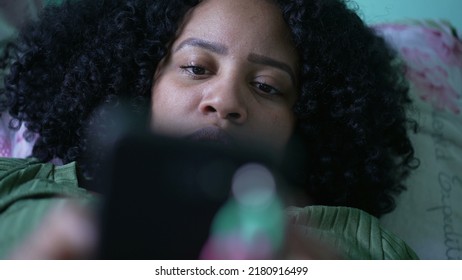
left=174, top=38, right=296, bottom=85
left=174, top=38, right=228, bottom=55
left=247, top=53, right=296, bottom=85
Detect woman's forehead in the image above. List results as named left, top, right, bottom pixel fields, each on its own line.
left=172, top=0, right=297, bottom=65
left=181, top=0, right=288, bottom=36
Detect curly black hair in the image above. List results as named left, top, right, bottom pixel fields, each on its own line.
left=0, top=0, right=417, bottom=217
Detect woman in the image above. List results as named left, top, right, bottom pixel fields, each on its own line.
left=0, top=0, right=417, bottom=259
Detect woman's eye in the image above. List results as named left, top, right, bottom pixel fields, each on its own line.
left=180, top=65, right=209, bottom=76
left=251, top=82, right=282, bottom=96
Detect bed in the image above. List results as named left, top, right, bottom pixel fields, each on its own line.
left=1, top=2, right=461, bottom=260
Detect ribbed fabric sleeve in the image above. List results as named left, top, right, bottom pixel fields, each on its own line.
left=285, top=205, right=419, bottom=259
left=0, top=158, right=96, bottom=259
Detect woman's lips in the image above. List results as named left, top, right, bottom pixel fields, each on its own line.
left=185, top=127, right=235, bottom=145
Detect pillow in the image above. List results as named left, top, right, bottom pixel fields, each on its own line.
left=375, top=21, right=462, bottom=260
left=0, top=113, right=36, bottom=158
left=0, top=1, right=41, bottom=159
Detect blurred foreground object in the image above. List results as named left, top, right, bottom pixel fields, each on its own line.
left=9, top=201, right=97, bottom=259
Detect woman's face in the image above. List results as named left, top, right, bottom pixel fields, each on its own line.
left=151, top=0, right=298, bottom=155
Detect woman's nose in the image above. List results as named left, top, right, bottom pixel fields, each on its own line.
left=198, top=80, right=248, bottom=124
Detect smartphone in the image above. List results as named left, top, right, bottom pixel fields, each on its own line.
left=96, top=132, right=288, bottom=259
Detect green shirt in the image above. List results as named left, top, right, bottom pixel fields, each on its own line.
left=0, top=158, right=94, bottom=258
left=0, top=157, right=418, bottom=259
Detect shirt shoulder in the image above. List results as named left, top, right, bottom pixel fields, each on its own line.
left=0, top=157, right=95, bottom=259
left=286, top=205, right=419, bottom=259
